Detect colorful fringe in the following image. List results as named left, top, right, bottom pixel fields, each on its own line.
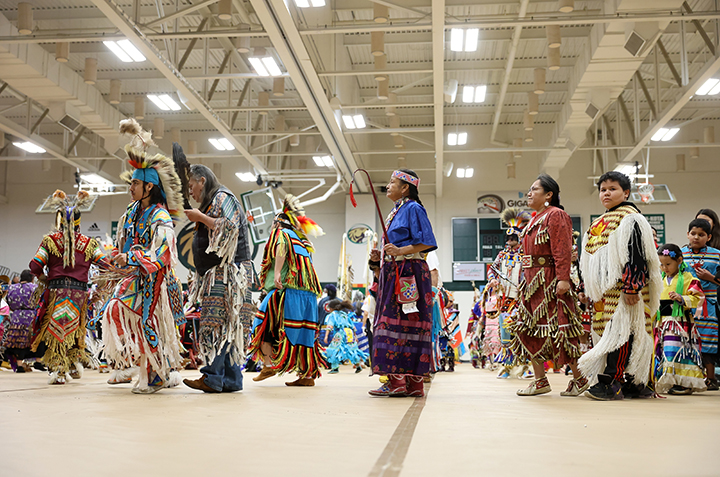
left=31, top=288, right=89, bottom=373
left=247, top=289, right=326, bottom=379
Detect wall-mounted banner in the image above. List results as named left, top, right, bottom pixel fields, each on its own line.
left=476, top=191, right=529, bottom=215
left=347, top=223, right=374, bottom=244
left=452, top=262, right=486, bottom=281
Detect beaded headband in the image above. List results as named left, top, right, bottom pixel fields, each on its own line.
left=392, top=170, right=420, bottom=188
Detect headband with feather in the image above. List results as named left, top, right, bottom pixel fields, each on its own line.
left=118, top=118, right=183, bottom=223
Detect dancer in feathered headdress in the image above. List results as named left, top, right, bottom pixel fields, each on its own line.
left=28, top=190, right=111, bottom=384
left=488, top=207, right=531, bottom=379
left=247, top=194, right=325, bottom=386
left=101, top=118, right=185, bottom=394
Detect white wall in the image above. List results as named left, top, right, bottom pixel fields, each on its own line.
left=1, top=122, right=719, bottom=289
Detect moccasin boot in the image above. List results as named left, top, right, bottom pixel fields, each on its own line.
left=252, top=367, right=277, bottom=382
left=406, top=375, right=425, bottom=398
left=387, top=374, right=408, bottom=397
left=183, top=375, right=221, bottom=393
left=517, top=377, right=551, bottom=396
left=560, top=376, right=589, bottom=397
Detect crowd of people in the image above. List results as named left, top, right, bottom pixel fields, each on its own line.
left=1, top=120, right=718, bottom=402
left=469, top=172, right=720, bottom=399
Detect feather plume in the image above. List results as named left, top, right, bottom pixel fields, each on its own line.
left=500, top=207, right=531, bottom=233
left=119, top=118, right=155, bottom=150
left=172, top=142, right=192, bottom=209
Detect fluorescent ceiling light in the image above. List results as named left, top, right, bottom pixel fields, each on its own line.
left=614, top=163, right=641, bottom=175
left=116, top=40, right=146, bottom=62
left=461, top=85, right=487, bottom=103
left=450, top=28, right=478, bottom=52
left=209, top=138, right=234, bottom=151
left=248, top=57, right=269, bottom=76
left=450, top=29, right=464, bottom=52
left=447, top=132, right=458, bottom=146
left=313, top=155, right=333, bottom=167
left=475, top=85, right=487, bottom=103
left=13, top=141, right=46, bottom=154
left=708, top=82, right=720, bottom=95
left=235, top=172, right=256, bottom=182
left=456, top=167, right=465, bottom=178
left=310, top=0, right=325, bottom=6
left=146, top=93, right=180, bottom=111
left=295, top=0, right=310, bottom=6
left=465, top=167, right=474, bottom=178
left=342, top=115, right=356, bottom=129
left=462, top=86, right=474, bottom=103
left=352, top=114, right=366, bottom=129
left=660, top=127, right=679, bottom=141
left=458, top=132, right=468, bottom=145
left=261, top=57, right=283, bottom=76
left=651, top=127, right=679, bottom=142
left=80, top=173, right=112, bottom=185
left=158, top=94, right=181, bottom=111
left=464, top=29, right=479, bottom=52
left=218, top=138, right=234, bottom=150
left=103, top=41, right=132, bottom=62
left=104, top=40, right=145, bottom=62
left=342, top=115, right=366, bottom=129
left=696, top=78, right=719, bottom=95
left=651, top=128, right=669, bottom=141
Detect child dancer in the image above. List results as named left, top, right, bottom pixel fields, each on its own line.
left=656, top=244, right=706, bottom=395
left=682, top=218, right=720, bottom=390
left=481, top=285, right=501, bottom=368
left=324, top=300, right=368, bottom=374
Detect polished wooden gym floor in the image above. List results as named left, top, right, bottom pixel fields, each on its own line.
left=1, top=363, right=717, bottom=476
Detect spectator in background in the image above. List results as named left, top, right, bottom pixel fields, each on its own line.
left=696, top=209, right=720, bottom=250
left=317, top=284, right=336, bottom=346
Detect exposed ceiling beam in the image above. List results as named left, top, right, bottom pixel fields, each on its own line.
left=0, top=114, right=114, bottom=180
left=622, top=52, right=720, bottom=162
left=248, top=0, right=367, bottom=192
left=89, top=0, right=270, bottom=177
left=432, top=0, right=445, bottom=198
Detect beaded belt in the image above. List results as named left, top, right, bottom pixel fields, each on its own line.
left=384, top=253, right=425, bottom=262
left=521, top=254, right=555, bottom=268
left=48, top=277, right=88, bottom=291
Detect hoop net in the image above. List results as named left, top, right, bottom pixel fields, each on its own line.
left=638, top=183, right=654, bottom=203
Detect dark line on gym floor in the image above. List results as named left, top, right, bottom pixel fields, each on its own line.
left=368, top=382, right=430, bottom=477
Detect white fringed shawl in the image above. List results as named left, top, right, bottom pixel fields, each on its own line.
left=578, top=211, right=662, bottom=384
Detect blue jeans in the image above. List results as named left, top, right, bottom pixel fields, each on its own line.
left=200, top=343, right=243, bottom=392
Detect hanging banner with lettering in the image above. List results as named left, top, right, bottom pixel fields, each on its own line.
left=476, top=191, right=530, bottom=215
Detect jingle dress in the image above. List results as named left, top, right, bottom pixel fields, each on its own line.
left=511, top=207, right=584, bottom=365
left=373, top=198, right=436, bottom=377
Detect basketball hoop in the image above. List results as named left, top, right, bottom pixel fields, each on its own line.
left=638, top=183, right=654, bottom=203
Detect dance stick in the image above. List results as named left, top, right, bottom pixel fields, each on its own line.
left=349, top=169, right=389, bottom=243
